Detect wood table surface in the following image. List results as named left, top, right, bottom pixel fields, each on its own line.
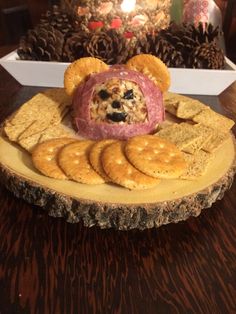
left=0, top=52, right=236, bottom=313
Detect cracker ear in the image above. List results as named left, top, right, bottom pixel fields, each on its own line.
left=64, top=57, right=109, bottom=96
left=125, top=54, right=170, bottom=93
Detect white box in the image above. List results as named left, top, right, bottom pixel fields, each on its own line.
left=1, top=50, right=236, bottom=95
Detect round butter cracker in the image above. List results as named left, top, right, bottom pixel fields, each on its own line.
left=125, top=135, right=187, bottom=179
left=32, top=138, right=76, bottom=180
left=126, top=54, right=170, bottom=92
left=101, top=141, right=160, bottom=190
left=89, top=139, right=116, bottom=182
left=64, top=57, right=109, bottom=96
left=58, top=140, right=105, bottom=184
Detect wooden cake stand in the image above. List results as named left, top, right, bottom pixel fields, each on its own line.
left=0, top=131, right=235, bottom=230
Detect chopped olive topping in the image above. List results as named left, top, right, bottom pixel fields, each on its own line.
left=98, top=89, right=110, bottom=100
left=106, top=112, right=127, bottom=122
left=111, top=100, right=121, bottom=109
left=123, top=89, right=134, bottom=100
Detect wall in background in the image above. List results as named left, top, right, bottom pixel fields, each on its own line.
left=0, top=0, right=48, bottom=44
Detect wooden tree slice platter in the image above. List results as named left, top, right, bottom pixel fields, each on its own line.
left=0, top=132, right=236, bottom=230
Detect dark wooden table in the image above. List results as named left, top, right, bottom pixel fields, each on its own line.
left=0, top=60, right=236, bottom=314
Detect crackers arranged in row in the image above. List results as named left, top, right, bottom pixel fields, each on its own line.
left=3, top=89, right=77, bottom=152
left=164, top=92, right=206, bottom=119
left=156, top=93, right=235, bottom=179
left=164, top=92, right=234, bottom=131
left=31, top=135, right=187, bottom=190
left=155, top=122, right=220, bottom=179
left=180, top=150, right=214, bottom=180
left=19, top=120, right=77, bottom=152
left=163, top=92, right=234, bottom=153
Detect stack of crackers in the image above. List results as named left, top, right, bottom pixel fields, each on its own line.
left=155, top=92, right=235, bottom=180
left=3, top=88, right=77, bottom=152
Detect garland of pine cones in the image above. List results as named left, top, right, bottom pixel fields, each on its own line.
left=17, top=5, right=225, bottom=69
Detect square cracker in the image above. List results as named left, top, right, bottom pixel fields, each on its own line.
left=163, top=92, right=181, bottom=115
left=192, top=123, right=230, bottom=153
left=18, top=132, right=42, bottom=152
left=164, top=101, right=177, bottom=115
left=18, top=119, right=56, bottom=141
left=38, top=124, right=77, bottom=143
left=156, top=123, right=207, bottom=154
left=192, top=109, right=235, bottom=132
left=163, top=92, right=185, bottom=103
left=18, top=116, right=77, bottom=152
left=42, top=88, right=72, bottom=110
left=202, top=131, right=230, bottom=153
left=163, top=92, right=206, bottom=119
left=18, top=105, right=69, bottom=141
left=176, top=100, right=206, bottom=119
left=180, top=150, right=214, bottom=180
left=3, top=120, right=36, bottom=142
left=4, top=89, right=71, bottom=142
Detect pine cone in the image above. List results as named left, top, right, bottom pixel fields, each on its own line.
left=188, top=42, right=225, bottom=69
left=158, top=23, right=198, bottom=64
left=17, top=25, right=64, bottom=61
left=135, top=32, right=184, bottom=67
left=62, top=31, right=91, bottom=62
left=39, top=5, right=75, bottom=35
left=134, top=33, right=153, bottom=55
left=157, top=22, right=223, bottom=68
left=188, top=22, right=220, bottom=44
left=86, top=30, right=131, bottom=65
left=153, top=38, right=184, bottom=68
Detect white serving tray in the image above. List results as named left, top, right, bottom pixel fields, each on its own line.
left=1, top=50, right=236, bottom=95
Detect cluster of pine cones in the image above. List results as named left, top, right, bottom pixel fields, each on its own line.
left=138, top=22, right=225, bottom=69
left=17, top=5, right=225, bottom=69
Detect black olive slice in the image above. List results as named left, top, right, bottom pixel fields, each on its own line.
left=98, top=89, right=110, bottom=100
left=123, top=89, right=134, bottom=99
left=106, top=112, right=127, bottom=122
left=111, top=100, right=121, bottom=109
